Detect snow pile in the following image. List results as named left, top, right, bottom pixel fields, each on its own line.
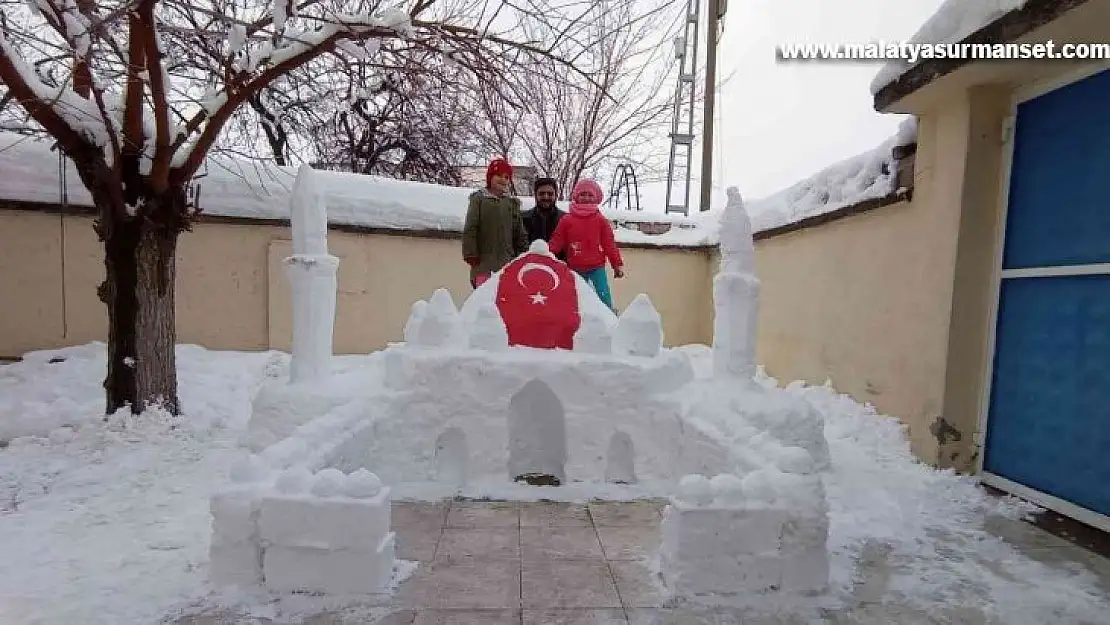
left=746, top=117, right=916, bottom=233
left=0, top=133, right=719, bottom=248
left=870, top=0, right=1030, bottom=95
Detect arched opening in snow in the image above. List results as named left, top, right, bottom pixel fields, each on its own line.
left=605, top=431, right=636, bottom=484
left=507, top=378, right=567, bottom=486
left=434, top=426, right=469, bottom=486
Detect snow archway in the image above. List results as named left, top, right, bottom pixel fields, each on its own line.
left=507, top=378, right=567, bottom=485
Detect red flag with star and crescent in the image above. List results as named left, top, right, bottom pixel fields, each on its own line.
left=496, top=253, right=581, bottom=349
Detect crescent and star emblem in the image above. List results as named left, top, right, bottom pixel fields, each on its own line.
left=517, top=262, right=560, bottom=305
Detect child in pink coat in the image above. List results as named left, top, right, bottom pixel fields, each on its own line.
left=548, top=179, right=624, bottom=310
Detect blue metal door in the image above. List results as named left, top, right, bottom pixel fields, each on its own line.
left=983, top=68, right=1110, bottom=521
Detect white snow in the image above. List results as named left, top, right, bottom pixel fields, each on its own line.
left=1, top=342, right=1108, bottom=622
left=870, top=0, right=1030, bottom=95
left=712, top=188, right=760, bottom=380
left=612, top=293, right=663, bottom=358
left=745, top=117, right=916, bottom=234
left=0, top=115, right=917, bottom=248
left=0, top=134, right=718, bottom=247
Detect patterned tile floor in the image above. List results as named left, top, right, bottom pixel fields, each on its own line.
left=177, top=499, right=1110, bottom=624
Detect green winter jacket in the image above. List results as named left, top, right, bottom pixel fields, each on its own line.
left=461, top=189, right=529, bottom=281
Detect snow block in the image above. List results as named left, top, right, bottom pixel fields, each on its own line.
left=660, top=494, right=830, bottom=601
left=209, top=540, right=263, bottom=588
left=660, top=503, right=784, bottom=560
left=210, top=486, right=262, bottom=545
left=613, top=294, right=663, bottom=358
left=258, top=487, right=391, bottom=551
left=263, top=532, right=396, bottom=595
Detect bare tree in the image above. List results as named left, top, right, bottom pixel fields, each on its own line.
left=0, top=0, right=611, bottom=416
left=470, top=0, right=682, bottom=198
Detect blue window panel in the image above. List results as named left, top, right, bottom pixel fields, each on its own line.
left=1003, top=68, right=1110, bottom=270
left=984, top=274, right=1110, bottom=517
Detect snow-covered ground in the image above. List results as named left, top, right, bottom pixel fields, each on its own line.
left=1, top=342, right=1107, bottom=624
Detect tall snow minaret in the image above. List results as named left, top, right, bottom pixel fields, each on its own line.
left=712, top=187, right=760, bottom=380
left=284, top=164, right=340, bottom=383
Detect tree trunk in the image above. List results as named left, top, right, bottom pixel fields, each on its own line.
left=101, top=197, right=182, bottom=416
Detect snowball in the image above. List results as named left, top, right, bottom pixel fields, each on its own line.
left=275, top=466, right=314, bottom=494
left=741, top=467, right=783, bottom=504
left=709, top=473, right=744, bottom=504
left=677, top=474, right=713, bottom=506
left=343, top=468, right=383, bottom=498
left=775, top=446, right=815, bottom=475
left=229, top=454, right=269, bottom=484
left=529, top=239, right=553, bottom=256
left=310, top=468, right=346, bottom=497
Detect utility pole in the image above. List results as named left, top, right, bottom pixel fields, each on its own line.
left=699, top=0, right=724, bottom=211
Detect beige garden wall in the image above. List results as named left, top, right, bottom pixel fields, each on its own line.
left=0, top=209, right=715, bottom=360
left=747, top=103, right=973, bottom=464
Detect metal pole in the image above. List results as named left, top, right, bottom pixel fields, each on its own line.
left=699, top=0, right=719, bottom=212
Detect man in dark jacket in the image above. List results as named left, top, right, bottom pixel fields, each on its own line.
left=521, top=177, right=566, bottom=261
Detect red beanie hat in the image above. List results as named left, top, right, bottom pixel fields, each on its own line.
left=486, top=158, right=513, bottom=187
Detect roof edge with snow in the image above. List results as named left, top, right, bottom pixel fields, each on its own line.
left=873, top=0, right=1090, bottom=112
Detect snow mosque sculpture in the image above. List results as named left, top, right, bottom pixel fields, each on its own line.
left=209, top=176, right=833, bottom=607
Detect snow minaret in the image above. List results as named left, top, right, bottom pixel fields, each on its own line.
left=712, top=187, right=760, bottom=380
left=284, top=165, right=340, bottom=383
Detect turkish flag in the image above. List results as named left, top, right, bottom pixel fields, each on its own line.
left=496, top=253, right=581, bottom=349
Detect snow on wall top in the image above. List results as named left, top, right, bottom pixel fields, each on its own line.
left=0, top=122, right=915, bottom=247
left=870, top=0, right=1030, bottom=96
left=745, top=117, right=916, bottom=233
left=0, top=134, right=718, bottom=247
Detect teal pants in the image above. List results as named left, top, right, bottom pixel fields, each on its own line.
left=577, top=266, right=614, bottom=310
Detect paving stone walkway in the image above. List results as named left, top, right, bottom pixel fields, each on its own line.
left=178, top=499, right=1110, bottom=625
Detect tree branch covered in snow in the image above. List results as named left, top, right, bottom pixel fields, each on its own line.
left=0, top=0, right=650, bottom=416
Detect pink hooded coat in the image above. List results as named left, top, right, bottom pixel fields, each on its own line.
left=548, top=179, right=624, bottom=272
